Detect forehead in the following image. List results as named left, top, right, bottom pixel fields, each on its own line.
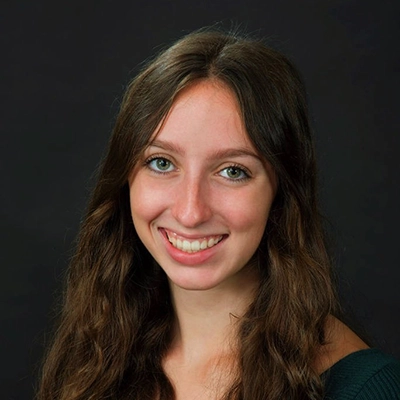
left=149, top=80, right=256, bottom=153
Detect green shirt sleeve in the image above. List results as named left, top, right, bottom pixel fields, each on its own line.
left=354, top=361, right=400, bottom=399
left=323, top=349, right=400, bottom=399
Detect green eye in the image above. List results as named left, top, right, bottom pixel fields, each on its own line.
left=226, top=167, right=242, bottom=179
left=220, top=166, right=249, bottom=181
left=155, top=158, right=171, bottom=170
left=147, top=157, right=175, bottom=172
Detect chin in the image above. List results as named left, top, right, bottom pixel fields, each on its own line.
left=163, top=266, right=224, bottom=291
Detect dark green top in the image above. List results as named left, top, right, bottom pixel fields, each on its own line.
left=323, top=349, right=400, bottom=399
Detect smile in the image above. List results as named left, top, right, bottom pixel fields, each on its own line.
left=164, top=229, right=224, bottom=253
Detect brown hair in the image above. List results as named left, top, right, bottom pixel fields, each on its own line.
left=38, top=28, right=338, bottom=399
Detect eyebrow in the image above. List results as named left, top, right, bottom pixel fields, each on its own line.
left=148, top=139, right=262, bottom=162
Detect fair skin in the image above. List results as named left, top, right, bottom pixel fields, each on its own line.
left=129, top=80, right=368, bottom=399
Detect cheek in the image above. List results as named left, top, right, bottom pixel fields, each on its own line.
left=223, top=189, right=273, bottom=234
left=129, top=176, right=165, bottom=223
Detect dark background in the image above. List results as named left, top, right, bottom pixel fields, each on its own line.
left=2, top=0, right=399, bottom=398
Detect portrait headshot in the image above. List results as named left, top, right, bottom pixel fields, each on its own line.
left=2, top=1, right=399, bottom=399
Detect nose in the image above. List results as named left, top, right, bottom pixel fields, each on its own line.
left=171, top=174, right=212, bottom=228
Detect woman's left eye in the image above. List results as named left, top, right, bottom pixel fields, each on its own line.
left=146, top=157, right=175, bottom=173
left=219, top=166, right=250, bottom=181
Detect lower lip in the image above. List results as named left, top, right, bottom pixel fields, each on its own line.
left=159, top=229, right=225, bottom=266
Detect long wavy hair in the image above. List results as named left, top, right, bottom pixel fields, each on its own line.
left=38, top=28, right=338, bottom=400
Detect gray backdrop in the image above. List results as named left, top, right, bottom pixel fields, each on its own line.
left=2, top=0, right=399, bottom=398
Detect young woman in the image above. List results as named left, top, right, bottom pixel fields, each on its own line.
left=38, top=29, right=400, bottom=399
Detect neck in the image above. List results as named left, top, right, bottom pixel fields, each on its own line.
left=167, top=269, right=259, bottom=362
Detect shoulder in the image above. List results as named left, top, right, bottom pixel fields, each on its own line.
left=322, top=348, right=400, bottom=399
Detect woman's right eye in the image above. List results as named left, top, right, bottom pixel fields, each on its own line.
left=145, top=157, right=175, bottom=173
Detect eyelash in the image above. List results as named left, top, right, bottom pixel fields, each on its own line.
left=144, top=156, right=251, bottom=183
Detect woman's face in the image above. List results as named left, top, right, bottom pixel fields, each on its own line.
left=129, top=80, right=277, bottom=292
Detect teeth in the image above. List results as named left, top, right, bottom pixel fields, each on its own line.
left=191, top=241, right=200, bottom=251
left=165, top=231, right=223, bottom=253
